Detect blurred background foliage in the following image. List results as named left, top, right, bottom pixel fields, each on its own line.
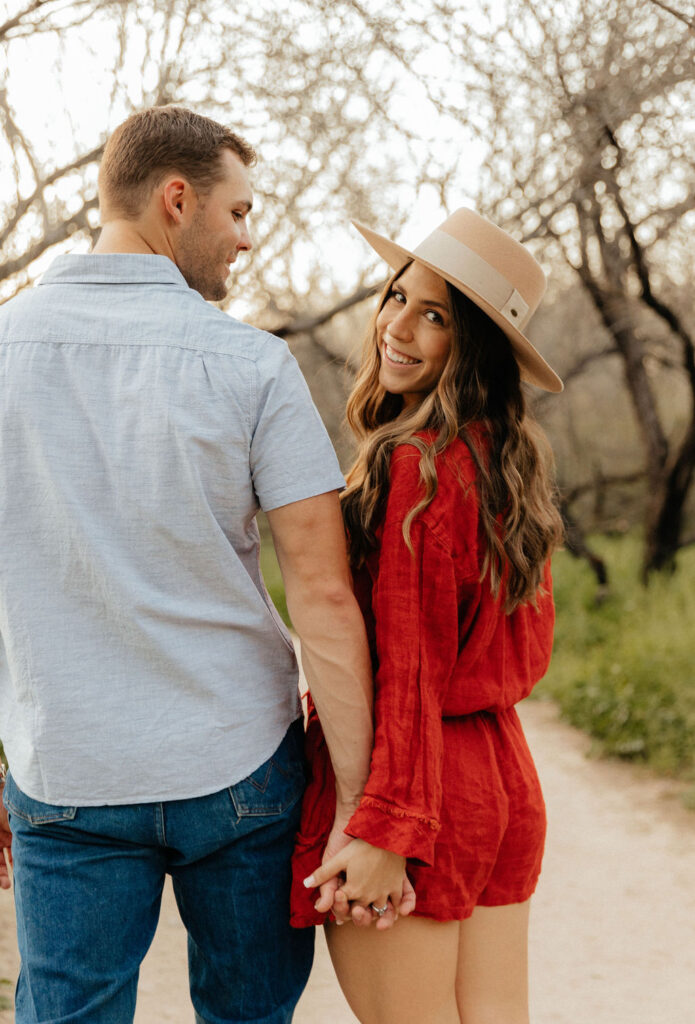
left=538, top=534, right=695, bottom=801
left=1, top=0, right=693, bottom=792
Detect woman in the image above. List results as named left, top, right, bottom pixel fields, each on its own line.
left=291, top=209, right=564, bottom=1024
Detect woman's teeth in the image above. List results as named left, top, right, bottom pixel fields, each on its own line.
left=385, top=343, right=419, bottom=365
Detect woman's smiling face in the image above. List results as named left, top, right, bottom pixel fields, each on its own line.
left=376, top=262, right=453, bottom=408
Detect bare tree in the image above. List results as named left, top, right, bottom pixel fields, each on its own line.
left=0, top=0, right=187, bottom=296
left=433, top=0, right=695, bottom=577
left=1, top=0, right=488, bottom=488
left=3, top=0, right=694, bottom=577
left=0, top=0, right=468, bottom=319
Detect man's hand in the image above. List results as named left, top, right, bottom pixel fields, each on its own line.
left=0, top=781, right=12, bottom=891
left=304, top=837, right=415, bottom=930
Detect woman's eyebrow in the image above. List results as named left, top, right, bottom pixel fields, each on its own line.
left=396, top=283, right=449, bottom=312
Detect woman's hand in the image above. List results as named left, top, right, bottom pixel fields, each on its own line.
left=304, top=836, right=416, bottom=929
left=307, top=817, right=354, bottom=923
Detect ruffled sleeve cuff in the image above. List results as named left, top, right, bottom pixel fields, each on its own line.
left=346, top=796, right=440, bottom=866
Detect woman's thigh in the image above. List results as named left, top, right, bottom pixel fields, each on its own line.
left=325, top=916, right=461, bottom=1024
left=456, top=900, right=531, bottom=1024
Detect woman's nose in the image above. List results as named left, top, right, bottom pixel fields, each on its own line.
left=385, top=308, right=413, bottom=342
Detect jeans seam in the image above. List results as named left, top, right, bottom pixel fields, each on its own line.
left=155, top=802, right=166, bottom=845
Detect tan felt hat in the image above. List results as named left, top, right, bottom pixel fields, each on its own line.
left=352, top=208, right=563, bottom=393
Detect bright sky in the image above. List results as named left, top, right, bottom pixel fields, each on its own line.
left=1, top=1, right=496, bottom=313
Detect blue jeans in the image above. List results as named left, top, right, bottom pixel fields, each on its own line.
left=3, top=719, right=314, bottom=1023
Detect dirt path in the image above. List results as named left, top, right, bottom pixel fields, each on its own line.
left=1, top=699, right=694, bottom=1023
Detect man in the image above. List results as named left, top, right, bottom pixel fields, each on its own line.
left=0, top=106, right=407, bottom=1024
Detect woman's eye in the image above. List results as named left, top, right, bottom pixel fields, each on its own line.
left=390, top=290, right=406, bottom=304
left=426, top=310, right=444, bottom=325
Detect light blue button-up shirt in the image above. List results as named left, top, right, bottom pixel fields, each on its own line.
left=0, top=254, right=345, bottom=805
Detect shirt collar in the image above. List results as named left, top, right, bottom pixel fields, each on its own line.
left=38, top=253, right=190, bottom=289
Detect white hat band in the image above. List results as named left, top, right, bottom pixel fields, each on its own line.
left=414, top=230, right=531, bottom=329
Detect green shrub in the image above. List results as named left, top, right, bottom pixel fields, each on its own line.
left=537, top=533, right=695, bottom=790
left=260, top=524, right=695, bottom=794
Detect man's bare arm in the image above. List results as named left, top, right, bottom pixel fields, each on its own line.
left=266, top=491, right=373, bottom=817
left=267, top=491, right=413, bottom=924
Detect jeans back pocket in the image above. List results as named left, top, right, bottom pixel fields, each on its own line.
left=229, top=720, right=306, bottom=818
left=3, top=772, right=77, bottom=824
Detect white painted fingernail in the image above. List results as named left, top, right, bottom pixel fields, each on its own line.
left=303, top=875, right=315, bottom=888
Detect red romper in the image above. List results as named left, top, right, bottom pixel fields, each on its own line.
left=290, top=436, right=554, bottom=925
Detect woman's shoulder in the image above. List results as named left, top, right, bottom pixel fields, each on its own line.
left=390, top=431, right=480, bottom=487
left=387, top=431, right=481, bottom=535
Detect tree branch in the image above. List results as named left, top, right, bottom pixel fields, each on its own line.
left=0, top=196, right=98, bottom=281
left=647, top=0, right=695, bottom=29
left=561, top=469, right=646, bottom=506
left=0, top=144, right=104, bottom=255
left=0, top=0, right=55, bottom=40
left=272, top=280, right=386, bottom=339
left=610, top=180, right=695, bottom=394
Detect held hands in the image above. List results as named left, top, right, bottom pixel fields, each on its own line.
left=303, top=831, right=416, bottom=930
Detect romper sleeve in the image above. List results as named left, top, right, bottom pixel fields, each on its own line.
left=345, top=446, right=477, bottom=866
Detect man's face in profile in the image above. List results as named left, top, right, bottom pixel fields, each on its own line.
left=177, top=148, right=253, bottom=301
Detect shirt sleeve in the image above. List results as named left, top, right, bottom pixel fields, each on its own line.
left=249, top=336, right=345, bottom=510
left=346, top=447, right=475, bottom=865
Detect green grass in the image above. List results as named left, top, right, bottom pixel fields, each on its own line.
left=0, top=978, right=11, bottom=1012
left=537, top=533, right=695, bottom=796
left=259, top=534, right=291, bottom=628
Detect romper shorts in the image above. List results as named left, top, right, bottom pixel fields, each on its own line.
left=406, top=706, right=546, bottom=921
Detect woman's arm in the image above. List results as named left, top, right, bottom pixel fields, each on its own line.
left=302, top=449, right=471, bottom=924
left=345, top=446, right=473, bottom=864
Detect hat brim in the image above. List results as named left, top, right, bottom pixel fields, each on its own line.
left=352, top=221, right=563, bottom=393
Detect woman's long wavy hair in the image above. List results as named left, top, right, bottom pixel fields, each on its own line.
left=341, top=263, right=564, bottom=612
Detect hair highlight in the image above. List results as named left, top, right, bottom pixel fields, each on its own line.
left=341, top=266, right=564, bottom=612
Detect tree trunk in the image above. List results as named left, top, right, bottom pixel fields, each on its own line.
left=572, top=273, right=695, bottom=577
left=643, top=416, right=695, bottom=575
left=561, top=503, right=610, bottom=599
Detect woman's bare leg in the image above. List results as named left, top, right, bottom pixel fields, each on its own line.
left=325, top=917, right=461, bottom=1024
left=455, top=900, right=531, bottom=1024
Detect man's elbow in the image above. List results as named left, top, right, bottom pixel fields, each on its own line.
left=286, top=576, right=358, bottom=636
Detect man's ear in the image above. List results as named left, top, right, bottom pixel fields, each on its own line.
left=161, top=177, right=196, bottom=225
